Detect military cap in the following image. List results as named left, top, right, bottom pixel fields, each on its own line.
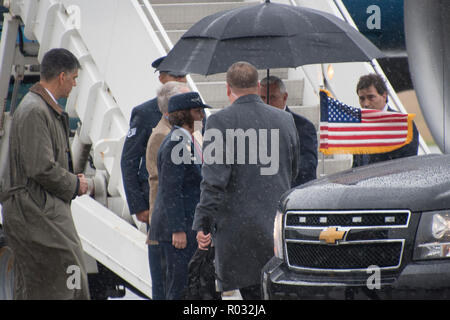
left=168, top=92, right=211, bottom=113
left=151, top=56, right=187, bottom=77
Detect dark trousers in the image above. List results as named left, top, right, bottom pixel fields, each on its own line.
left=148, top=243, right=165, bottom=300
left=160, top=238, right=197, bottom=300
left=240, top=284, right=262, bottom=300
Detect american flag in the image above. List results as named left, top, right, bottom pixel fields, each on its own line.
left=319, top=90, right=415, bottom=155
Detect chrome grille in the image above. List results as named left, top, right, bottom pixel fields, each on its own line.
left=286, top=211, right=409, bottom=228
left=284, top=210, right=410, bottom=272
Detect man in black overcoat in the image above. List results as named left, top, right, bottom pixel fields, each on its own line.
left=193, top=62, right=301, bottom=299
left=260, top=75, right=318, bottom=186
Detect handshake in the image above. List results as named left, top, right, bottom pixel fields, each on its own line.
left=77, top=173, right=95, bottom=197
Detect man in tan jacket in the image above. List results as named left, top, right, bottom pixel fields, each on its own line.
left=146, top=82, right=190, bottom=219
left=145, top=81, right=189, bottom=299
left=2, top=48, right=91, bottom=299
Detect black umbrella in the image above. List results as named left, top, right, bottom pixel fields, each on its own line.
left=158, top=0, right=385, bottom=76
left=183, top=245, right=221, bottom=300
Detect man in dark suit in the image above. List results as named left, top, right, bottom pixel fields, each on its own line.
left=120, top=56, right=187, bottom=224
left=193, top=62, right=301, bottom=300
left=260, top=76, right=318, bottom=185
left=148, top=92, right=211, bottom=300
left=352, top=73, right=419, bottom=167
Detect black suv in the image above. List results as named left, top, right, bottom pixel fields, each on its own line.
left=262, top=154, right=450, bottom=299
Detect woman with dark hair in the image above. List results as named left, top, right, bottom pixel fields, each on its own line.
left=148, top=91, right=210, bottom=299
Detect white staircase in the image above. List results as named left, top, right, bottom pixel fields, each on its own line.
left=3, top=0, right=170, bottom=298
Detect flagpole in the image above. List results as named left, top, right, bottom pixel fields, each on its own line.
left=320, top=95, right=325, bottom=178
left=265, top=0, right=270, bottom=104
left=320, top=65, right=326, bottom=178
left=319, top=64, right=340, bottom=177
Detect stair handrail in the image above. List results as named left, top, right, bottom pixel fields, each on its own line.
left=280, top=0, right=430, bottom=154
left=332, top=0, right=430, bottom=154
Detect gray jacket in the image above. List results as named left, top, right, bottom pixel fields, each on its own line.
left=193, top=94, right=300, bottom=291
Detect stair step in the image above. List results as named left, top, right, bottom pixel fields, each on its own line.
left=288, top=105, right=319, bottom=129
left=207, top=104, right=318, bottom=134
left=196, top=79, right=305, bottom=109
left=155, top=30, right=185, bottom=47
left=151, top=2, right=259, bottom=30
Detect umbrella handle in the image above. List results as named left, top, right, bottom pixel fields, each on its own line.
left=203, top=216, right=211, bottom=234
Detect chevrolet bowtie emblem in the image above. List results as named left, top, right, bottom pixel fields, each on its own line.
left=319, top=227, right=346, bottom=244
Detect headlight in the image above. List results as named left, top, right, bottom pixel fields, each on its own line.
left=414, top=211, right=450, bottom=260
left=273, top=210, right=284, bottom=260
left=432, top=214, right=450, bottom=239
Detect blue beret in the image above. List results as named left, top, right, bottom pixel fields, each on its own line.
left=168, top=92, right=211, bottom=113
left=152, top=56, right=187, bottom=77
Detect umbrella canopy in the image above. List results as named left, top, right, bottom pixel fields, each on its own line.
left=183, top=217, right=221, bottom=300
left=184, top=246, right=221, bottom=300
left=158, top=1, right=385, bottom=75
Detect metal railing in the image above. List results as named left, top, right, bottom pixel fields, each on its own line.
left=333, top=0, right=430, bottom=154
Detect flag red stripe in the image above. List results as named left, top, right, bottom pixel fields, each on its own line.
left=320, top=126, right=407, bottom=132
left=320, top=142, right=405, bottom=148
left=361, top=109, right=406, bottom=115
left=361, top=119, right=407, bottom=123
left=361, top=110, right=406, bottom=116
left=362, top=114, right=407, bottom=120
left=320, top=134, right=407, bottom=140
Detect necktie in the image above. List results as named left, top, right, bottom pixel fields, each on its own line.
left=191, top=134, right=203, bottom=163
